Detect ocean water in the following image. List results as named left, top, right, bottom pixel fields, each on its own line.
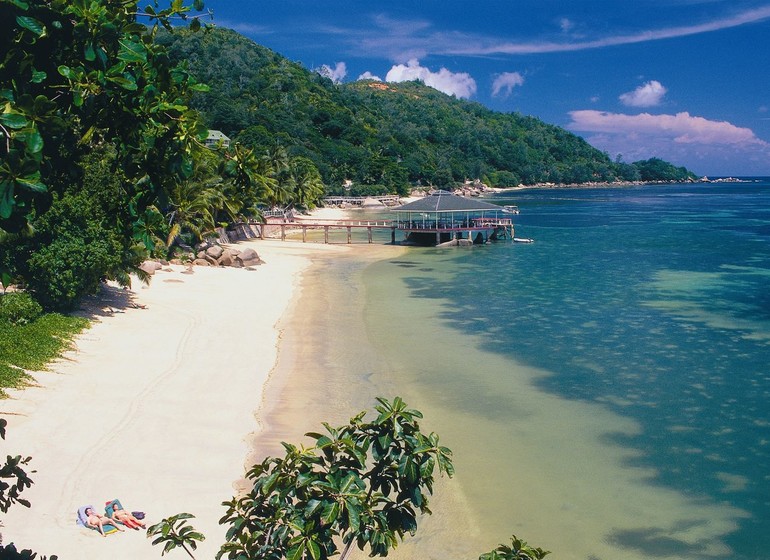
left=260, top=180, right=770, bottom=560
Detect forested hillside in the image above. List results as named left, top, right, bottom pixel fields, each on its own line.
left=161, top=27, right=695, bottom=194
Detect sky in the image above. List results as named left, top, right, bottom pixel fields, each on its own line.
left=199, top=0, right=770, bottom=176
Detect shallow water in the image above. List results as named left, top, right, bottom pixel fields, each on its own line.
left=255, top=180, right=770, bottom=559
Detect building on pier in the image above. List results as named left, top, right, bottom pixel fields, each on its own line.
left=394, top=190, right=514, bottom=246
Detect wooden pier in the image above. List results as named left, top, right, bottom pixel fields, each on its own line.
left=225, top=192, right=521, bottom=247
left=263, top=219, right=396, bottom=244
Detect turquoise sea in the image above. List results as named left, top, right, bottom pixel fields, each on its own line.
left=262, top=179, right=770, bottom=560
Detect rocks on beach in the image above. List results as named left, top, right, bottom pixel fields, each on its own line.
left=141, top=241, right=263, bottom=275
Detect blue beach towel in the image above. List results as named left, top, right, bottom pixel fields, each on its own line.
left=76, top=504, right=120, bottom=535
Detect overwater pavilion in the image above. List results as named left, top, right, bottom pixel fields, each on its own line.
left=395, top=190, right=515, bottom=246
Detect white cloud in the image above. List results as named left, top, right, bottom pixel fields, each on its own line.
left=567, top=110, right=770, bottom=174
left=559, top=18, right=574, bottom=33
left=619, top=80, right=668, bottom=107
left=492, top=72, right=525, bottom=97
left=345, top=6, right=770, bottom=60
left=385, top=59, right=477, bottom=99
left=358, top=71, right=382, bottom=82
left=316, top=62, right=347, bottom=84
left=568, top=110, right=766, bottom=146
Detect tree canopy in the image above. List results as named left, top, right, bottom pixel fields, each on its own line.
left=161, top=27, right=696, bottom=193
left=0, top=1, right=320, bottom=310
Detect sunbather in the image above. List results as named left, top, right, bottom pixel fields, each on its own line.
left=110, top=503, right=146, bottom=529
left=85, top=507, right=124, bottom=537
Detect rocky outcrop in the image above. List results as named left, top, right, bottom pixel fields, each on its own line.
left=146, top=240, right=265, bottom=273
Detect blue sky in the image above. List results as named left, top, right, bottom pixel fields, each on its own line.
left=200, top=0, right=770, bottom=176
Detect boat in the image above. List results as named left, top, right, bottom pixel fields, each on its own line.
left=503, top=205, right=520, bottom=214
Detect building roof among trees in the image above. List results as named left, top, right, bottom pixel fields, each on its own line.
left=396, top=190, right=504, bottom=213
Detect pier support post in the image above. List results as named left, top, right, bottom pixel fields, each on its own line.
left=281, top=224, right=285, bottom=241
left=324, top=226, right=329, bottom=244
left=302, top=226, right=307, bottom=243
left=347, top=226, right=352, bottom=244
left=368, top=227, right=373, bottom=243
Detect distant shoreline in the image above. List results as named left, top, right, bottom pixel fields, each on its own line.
left=476, top=176, right=758, bottom=194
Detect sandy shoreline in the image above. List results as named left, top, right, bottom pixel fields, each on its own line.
left=0, top=238, right=350, bottom=559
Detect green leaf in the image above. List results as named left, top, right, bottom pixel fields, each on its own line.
left=193, top=0, right=205, bottom=10
left=24, top=130, right=43, bottom=153
left=346, top=501, right=361, bottom=531
left=0, top=181, right=14, bottom=219
left=321, top=501, right=339, bottom=525
left=0, top=112, right=28, bottom=129
left=16, top=174, right=46, bottom=193
left=1, top=270, right=12, bottom=290
left=117, top=39, right=148, bottom=64
left=287, top=542, right=306, bottom=560
left=57, top=65, right=74, bottom=80
left=30, top=70, right=46, bottom=83
left=307, top=539, right=321, bottom=560
left=84, top=42, right=96, bottom=62
left=15, top=16, right=45, bottom=37
left=106, top=75, right=138, bottom=90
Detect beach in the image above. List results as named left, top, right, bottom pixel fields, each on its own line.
left=0, top=237, right=357, bottom=559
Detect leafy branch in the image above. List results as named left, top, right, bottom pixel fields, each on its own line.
left=147, top=513, right=205, bottom=559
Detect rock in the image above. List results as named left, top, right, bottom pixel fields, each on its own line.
left=139, top=260, right=163, bottom=275
left=238, top=247, right=259, bottom=262
left=196, top=251, right=207, bottom=260
left=206, top=245, right=224, bottom=259
left=218, top=253, right=233, bottom=267
left=240, top=258, right=262, bottom=267
left=192, top=258, right=210, bottom=267
left=204, top=254, right=219, bottom=266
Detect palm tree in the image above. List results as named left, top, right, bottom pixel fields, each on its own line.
left=290, top=156, right=325, bottom=210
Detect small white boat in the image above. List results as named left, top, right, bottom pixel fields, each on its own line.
left=513, top=237, right=534, bottom=243
left=503, top=205, right=520, bottom=214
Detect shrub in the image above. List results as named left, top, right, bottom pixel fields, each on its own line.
left=0, top=293, right=43, bottom=326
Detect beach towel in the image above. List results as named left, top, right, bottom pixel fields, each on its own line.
left=105, top=498, right=144, bottom=529
left=104, top=498, right=123, bottom=518
left=76, top=505, right=120, bottom=535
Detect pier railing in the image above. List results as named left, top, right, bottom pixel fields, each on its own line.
left=225, top=216, right=513, bottom=244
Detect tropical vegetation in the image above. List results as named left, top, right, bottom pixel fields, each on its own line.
left=147, top=397, right=549, bottom=560
left=0, top=0, right=317, bottom=311
left=161, top=27, right=696, bottom=195
left=0, top=292, right=88, bottom=397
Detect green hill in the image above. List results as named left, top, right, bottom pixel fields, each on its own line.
left=160, top=27, right=695, bottom=193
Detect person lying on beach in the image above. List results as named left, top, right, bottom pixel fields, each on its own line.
left=110, top=503, right=146, bottom=529
left=85, top=507, right=125, bottom=537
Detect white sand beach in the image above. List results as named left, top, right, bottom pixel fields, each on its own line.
left=0, top=238, right=348, bottom=559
